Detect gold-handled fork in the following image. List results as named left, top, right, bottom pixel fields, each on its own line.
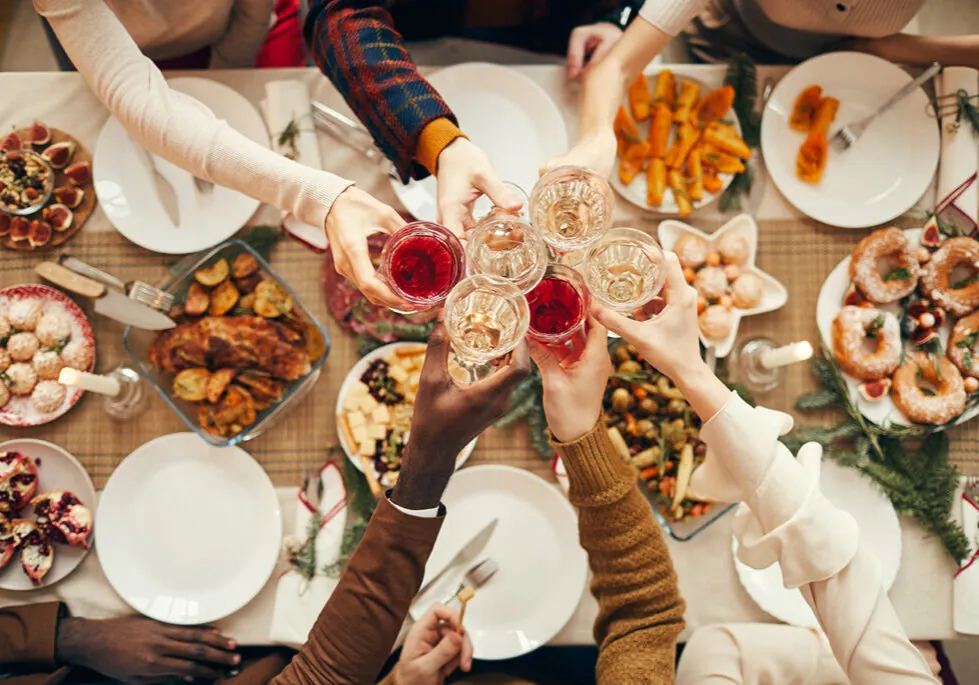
left=444, top=558, right=498, bottom=624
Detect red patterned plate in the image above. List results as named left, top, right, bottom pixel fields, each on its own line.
left=0, top=284, right=95, bottom=427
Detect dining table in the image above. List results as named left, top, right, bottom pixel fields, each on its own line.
left=0, top=62, right=972, bottom=647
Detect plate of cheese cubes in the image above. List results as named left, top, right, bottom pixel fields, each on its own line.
left=335, top=342, right=476, bottom=494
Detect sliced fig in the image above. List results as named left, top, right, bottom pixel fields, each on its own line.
left=932, top=308, right=947, bottom=328
left=29, top=122, right=51, bottom=147
left=64, top=160, right=91, bottom=187
left=907, top=299, right=931, bottom=318
left=31, top=490, right=93, bottom=549
left=53, top=185, right=83, bottom=208
left=0, top=214, right=10, bottom=237
left=921, top=217, right=943, bottom=248
left=0, top=132, right=22, bottom=151
left=911, top=326, right=939, bottom=346
left=901, top=315, right=919, bottom=338
left=28, top=220, right=52, bottom=248
left=842, top=283, right=865, bottom=307
left=0, top=454, right=39, bottom=514
left=40, top=141, right=75, bottom=169
left=9, top=216, right=30, bottom=242
left=859, top=378, right=892, bottom=402
left=42, top=203, right=72, bottom=232
left=0, top=526, right=14, bottom=570
left=17, top=521, right=53, bottom=586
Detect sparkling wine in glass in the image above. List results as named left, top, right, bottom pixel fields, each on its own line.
left=465, top=210, right=548, bottom=294
left=529, top=166, right=614, bottom=253
left=444, top=275, right=530, bottom=382
left=472, top=181, right=530, bottom=223
left=584, top=227, right=667, bottom=312
left=379, top=221, right=465, bottom=312
left=526, top=263, right=590, bottom=365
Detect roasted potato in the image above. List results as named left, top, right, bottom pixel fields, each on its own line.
left=199, top=404, right=227, bottom=437
left=254, top=280, right=293, bottom=318
left=237, top=370, right=284, bottom=402
left=209, top=280, right=240, bottom=317
left=232, top=253, right=260, bottom=279
left=174, top=368, right=211, bottom=402
left=184, top=283, right=210, bottom=317
left=206, top=368, right=237, bottom=404
left=194, top=259, right=230, bottom=287
left=213, top=385, right=254, bottom=426
left=235, top=273, right=263, bottom=294
left=237, top=292, right=256, bottom=312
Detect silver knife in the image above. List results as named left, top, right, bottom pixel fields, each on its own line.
left=134, top=144, right=181, bottom=227
left=415, top=519, right=498, bottom=600
left=35, top=262, right=177, bottom=331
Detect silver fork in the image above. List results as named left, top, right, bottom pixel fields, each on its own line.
left=443, top=558, right=499, bottom=605
left=830, top=62, right=941, bottom=151
left=60, top=256, right=175, bottom=312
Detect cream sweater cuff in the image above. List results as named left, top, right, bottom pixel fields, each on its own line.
left=638, top=0, right=711, bottom=36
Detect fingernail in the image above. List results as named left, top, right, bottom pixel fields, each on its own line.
left=185, top=677, right=194, bottom=683
left=233, top=655, right=241, bottom=665
left=228, top=639, right=237, bottom=649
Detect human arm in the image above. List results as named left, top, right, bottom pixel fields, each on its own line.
left=380, top=605, right=474, bottom=685
left=845, top=34, right=979, bottom=70
left=209, top=0, right=275, bottom=68
left=531, top=320, right=685, bottom=684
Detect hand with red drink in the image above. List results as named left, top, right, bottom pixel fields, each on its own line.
left=436, top=138, right=524, bottom=234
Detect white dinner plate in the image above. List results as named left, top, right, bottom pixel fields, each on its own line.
left=94, top=77, right=269, bottom=254
left=816, top=228, right=979, bottom=428
left=96, top=433, right=281, bottom=624
left=0, top=439, right=96, bottom=591
left=335, top=342, right=475, bottom=484
left=390, top=63, right=568, bottom=222
left=733, top=459, right=902, bottom=628
left=417, top=465, right=587, bottom=660
left=761, top=52, right=940, bottom=228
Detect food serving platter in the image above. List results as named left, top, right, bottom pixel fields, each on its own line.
left=733, top=458, right=902, bottom=627
left=816, top=227, right=979, bottom=428
left=0, top=439, right=97, bottom=591
left=761, top=52, right=940, bottom=228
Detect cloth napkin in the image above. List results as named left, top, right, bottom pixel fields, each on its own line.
left=269, top=461, right=348, bottom=646
left=262, top=79, right=329, bottom=252
left=954, top=486, right=979, bottom=634
left=936, top=67, right=979, bottom=235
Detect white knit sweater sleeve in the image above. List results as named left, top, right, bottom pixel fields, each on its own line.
left=638, top=0, right=710, bottom=36
left=694, top=393, right=939, bottom=685
left=209, top=0, right=276, bottom=69
left=33, top=0, right=354, bottom=233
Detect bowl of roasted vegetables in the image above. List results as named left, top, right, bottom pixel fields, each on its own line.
left=124, top=239, right=330, bottom=447
left=603, top=341, right=734, bottom=540
left=612, top=69, right=751, bottom=218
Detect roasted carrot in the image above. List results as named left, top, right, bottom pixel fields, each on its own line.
left=647, top=102, right=672, bottom=159
left=673, top=80, right=700, bottom=123
left=702, top=164, right=724, bottom=193
left=811, top=96, right=840, bottom=134
left=668, top=169, right=692, bottom=217
left=666, top=122, right=700, bottom=170
left=701, top=144, right=745, bottom=174
left=797, top=129, right=828, bottom=184
left=619, top=141, right=650, bottom=184
left=628, top=73, right=652, bottom=121
left=703, top=122, right=751, bottom=159
left=614, top=106, right=641, bottom=157
left=639, top=467, right=659, bottom=480
left=652, top=69, right=676, bottom=106
left=686, top=147, right=704, bottom=202
left=647, top=157, right=667, bottom=206
left=692, top=85, right=735, bottom=125
left=789, top=85, right=823, bottom=132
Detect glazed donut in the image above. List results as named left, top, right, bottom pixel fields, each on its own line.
left=674, top=234, right=709, bottom=270
left=832, top=306, right=902, bottom=380
left=920, top=237, right=979, bottom=317
left=892, top=352, right=966, bottom=425
left=849, top=228, right=920, bottom=304
left=949, top=311, right=979, bottom=378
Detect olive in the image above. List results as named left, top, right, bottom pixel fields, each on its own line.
left=639, top=397, right=659, bottom=414
left=617, top=360, right=642, bottom=374
left=635, top=419, right=654, bottom=435
left=626, top=344, right=638, bottom=356
left=644, top=429, right=659, bottom=442
left=611, top=387, right=633, bottom=413
left=667, top=398, right=688, bottom=416
left=695, top=442, right=707, bottom=456
left=613, top=345, right=632, bottom=363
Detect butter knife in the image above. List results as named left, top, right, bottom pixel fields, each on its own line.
left=415, top=519, right=498, bottom=601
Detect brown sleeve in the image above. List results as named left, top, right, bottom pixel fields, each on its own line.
left=270, top=495, right=442, bottom=685
left=554, top=425, right=686, bottom=685
left=0, top=602, right=63, bottom=670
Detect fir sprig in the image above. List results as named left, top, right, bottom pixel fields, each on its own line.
left=324, top=454, right=378, bottom=578
left=719, top=56, right=760, bottom=212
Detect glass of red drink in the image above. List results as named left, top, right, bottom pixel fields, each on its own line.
left=379, top=221, right=465, bottom=312
left=525, top=263, right=590, bottom=365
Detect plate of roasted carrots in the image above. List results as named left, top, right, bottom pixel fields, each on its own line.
left=612, top=69, right=752, bottom=217
left=761, top=52, right=940, bottom=229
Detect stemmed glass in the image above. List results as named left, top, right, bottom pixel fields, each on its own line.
left=378, top=221, right=465, bottom=312
left=472, top=181, right=530, bottom=223
left=529, top=166, right=614, bottom=261
left=525, top=263, right=591, bottom=366
left=465, top=209, right=549, bottom=294
left=583, top=227, right=667, bottom=332
left=444, top=275, right=530, bottom=383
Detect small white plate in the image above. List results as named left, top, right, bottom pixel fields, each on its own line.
left=0, top=439, right=96, bottom=591
left=733, top=459, right=902, bottom=628
left=418, top=465, right=587, bottom=660
left=94, top=77, right=269, bottom=254
left=390, top=63, right=568, bottom=223
left=96, top=433, right=281, bottom=624
left=658, top=214, right=788, bottom=358
left=816, top=228, right=979, bottom=428
left=761, top=52, right=940, bottom=229
left=611, top=72, right=741, bottom=215
left=335, top=342, right=475, bottom=484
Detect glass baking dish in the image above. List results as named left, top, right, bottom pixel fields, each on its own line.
left=651, top=498, right=735, bottom=542
left=124, top=239, right=330, bottom=447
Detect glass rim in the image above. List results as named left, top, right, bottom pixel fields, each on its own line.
left=378, top=220, right=465, bottom=308
left=526, top=263, right=591, bottom=344
left=583, top=227, right=667, bottom=311
left=529, top=165, right=614, bottom=252
left=464, top=215, right=549, bottom=294
left=444, top=274, right=531, bottom=362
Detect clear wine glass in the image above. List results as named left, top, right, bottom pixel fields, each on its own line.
left=584, top=227, right=667, bottom=312
left=465, top=210, right=548, bottom=294
left=444, top=275, right=530, bottom=383
left=378, top=221, right=465, bottom=312
left=529, top=166, right=614, bottom=254
left=526, top=263, right=591, bottom=366
left=472, top=181, right=530, bottom=223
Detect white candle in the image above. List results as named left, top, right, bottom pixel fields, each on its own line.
left=760, top=341, right=814, bottom=370
left=59, top=368, right=122, bottom=397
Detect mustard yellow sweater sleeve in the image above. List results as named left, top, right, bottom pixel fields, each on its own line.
left=554, top=424, right=686, bottom=684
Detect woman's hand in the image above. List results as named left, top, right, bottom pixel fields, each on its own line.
left=567, top=22, right=624, bottom=80
left=530, top=318, right=612, bottom=442
left=325, top=186, right=407, bottom=309
left=436, top=138, right=523, bottom=233
left=539, top=129, right=617, bottom=180
left=395, top=604, right=473, bottom=684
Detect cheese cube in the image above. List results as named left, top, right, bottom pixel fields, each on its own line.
left=367, top=423, right=387, bottom=440
left=346, top=410, right=367, bottom=429
left=388, top=363, right=409, bottom=384
left=371, top=404, right=391, bottom=424
left=349, top=381, right=370, bottom=398
left=358, top=439, right=376, bottom=456
left=358, top=394, right=379, bottom=413
left=343, top=394, right=362, bottom=413
left=351, top=424, right=368, bottom=447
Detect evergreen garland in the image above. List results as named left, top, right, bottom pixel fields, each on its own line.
left=324, top=453, right=378, bottom=578
left=720, top=56, right=761, bottom=212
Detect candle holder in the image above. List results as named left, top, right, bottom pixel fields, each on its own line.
left=102, top=365, right=149, bottom=420
left=734, top=337, right=813, bottom=393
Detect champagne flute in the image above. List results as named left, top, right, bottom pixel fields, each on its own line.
left=378, top=221, right=465, bottom=312
left=444, top=275, right=530, bottom=383
left=526, top=263, right=591, bottom=366
left=465, top=210, right=548, bottom=294
left=584, top=227, right=667, bottom=312
left=529, top=166, right=614, bottom=254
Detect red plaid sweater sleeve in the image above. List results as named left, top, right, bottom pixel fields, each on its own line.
left=304, top=0, right=457, bottom=182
